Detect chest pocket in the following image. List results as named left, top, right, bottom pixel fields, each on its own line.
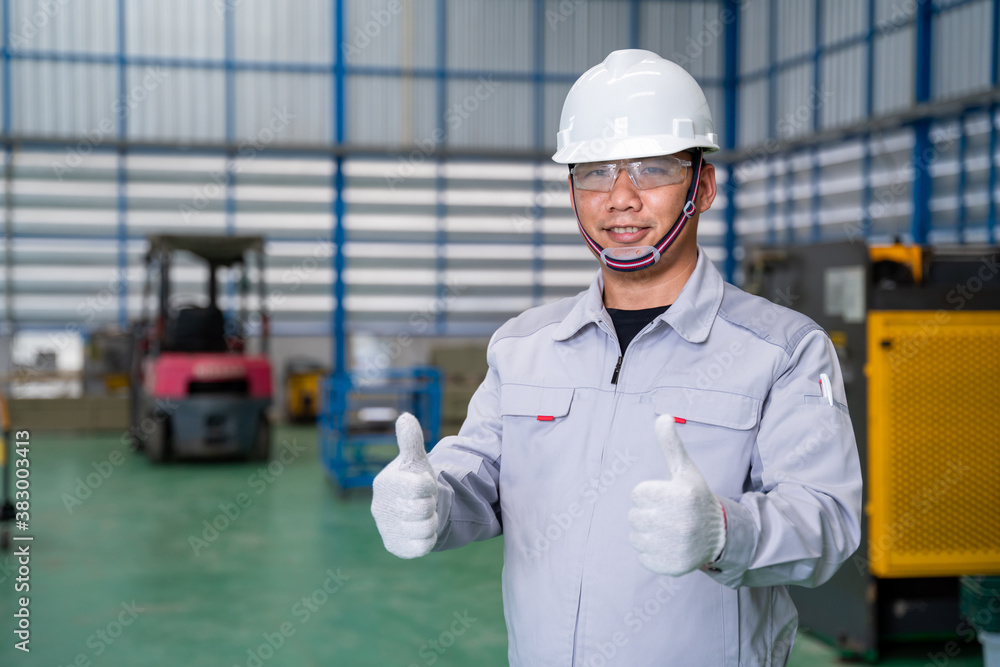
left=500, top=384, right=574, bottom=419
left=652, top=386, right=761, bottom=494
left=498, top=385, right=576, bottom=489
left=652, top=386, right=761, bottom=430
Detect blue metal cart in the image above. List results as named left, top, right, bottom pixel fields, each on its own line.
left=319, top=366, right=442, bottom=497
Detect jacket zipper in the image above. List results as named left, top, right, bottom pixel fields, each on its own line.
left=610, top=355, right=623, bottom=385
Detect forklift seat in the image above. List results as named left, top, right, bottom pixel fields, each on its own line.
left=164, top=305, right=228, bottom=353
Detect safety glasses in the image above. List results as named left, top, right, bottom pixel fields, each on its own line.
left=571, top=155, right=692, bottom=192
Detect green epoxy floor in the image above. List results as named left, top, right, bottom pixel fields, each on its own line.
left=0, top=427, right=985, bottom=666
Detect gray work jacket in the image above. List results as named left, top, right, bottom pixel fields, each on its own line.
left=427, top=245, right=863, bottom=666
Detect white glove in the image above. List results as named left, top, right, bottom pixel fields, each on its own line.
left=371, top=413, right=439, bottom=559
left=628, top=414, right=727, bottom=576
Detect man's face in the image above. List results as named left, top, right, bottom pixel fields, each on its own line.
left=569, top=151, right=716, bottom=260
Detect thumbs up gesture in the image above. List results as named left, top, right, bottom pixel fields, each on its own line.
left=628, top=414, right=727, bottom=576
left=371, top=413, right=440, bottom=559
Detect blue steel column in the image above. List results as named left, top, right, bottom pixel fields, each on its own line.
left=224, top=2, right=236, bottom=321
left=225, top=5, right=235, bottom=235
left=2, top=0, right=9, bottom=137
left=532, top=0, right=545, bottom=307
left=990, top=108, right=997, bottom=245
left=629, top=0, right=640, bottom=49
left=989, top=0, right=999, bottom=244
left=861, top=0, right=875, bottom=241
left=765, top=0, right=777, bottom=245
left=2, top=0, right=10, bottom=342
left=332, top=0, right=346, bottom=374
left=810, top=0, right=822, bottom=243
left=724, top=0, right=740, bottom=282
left=784, top=156, right=794, bottom=244
left=911, top=0, right=933, bottom=244
left=957, top=114, right=966, bottom=242
left=115, top=0, right=128, bottom=330
left=434, top=0, right=447, bottom=334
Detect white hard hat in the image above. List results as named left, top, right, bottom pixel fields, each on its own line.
left=552, top=49, right=720, bottom=164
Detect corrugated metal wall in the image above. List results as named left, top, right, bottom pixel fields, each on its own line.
left=8, top=0, right=730, bottom=149
left=732, top=0, right=999, bottom=259
left=1, top=0, right=732, bottom=342
left=2, top=0, right=999, bottom=349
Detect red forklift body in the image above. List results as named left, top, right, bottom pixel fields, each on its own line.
left=130, top=235, right=273, bottom=462
left=145, top=354, right=272, bottom=398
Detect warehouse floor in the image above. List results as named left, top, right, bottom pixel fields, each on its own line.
left=0, top=427, right=985, bottom=667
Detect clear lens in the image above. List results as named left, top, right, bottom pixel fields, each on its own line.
left=572, top=155, right=691, bottom=191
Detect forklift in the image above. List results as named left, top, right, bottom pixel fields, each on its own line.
left=130, top=235, right=273, bottom=463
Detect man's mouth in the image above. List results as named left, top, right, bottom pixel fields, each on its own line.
left=604, top=226, right=650, bottom=243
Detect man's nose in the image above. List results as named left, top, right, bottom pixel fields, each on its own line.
left=606, top=168, right=642, bottom=210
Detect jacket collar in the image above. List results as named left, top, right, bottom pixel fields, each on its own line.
left=551, top=244, right=725, bottom=344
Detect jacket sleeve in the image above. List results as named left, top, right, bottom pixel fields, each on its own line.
left=706, top=328, right=863, bottom=589
left=426, top=340, right=504, bottom=551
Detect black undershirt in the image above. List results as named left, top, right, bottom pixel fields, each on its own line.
left=606, top=305, right=670, bottom=353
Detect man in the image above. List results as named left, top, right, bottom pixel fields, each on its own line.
left=372, top=49, right=862, bottom=666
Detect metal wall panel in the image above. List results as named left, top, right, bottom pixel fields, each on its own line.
left=775, top=63, right=814, bottom=141
left=817, top=140, right=866, bottom=235
left=445, top=79, right=532, bottom=150
left=738, top=78, right=768, bottom=148
left=11, top=0, right=115, bottom=54
left=349, top=76, right=404, bottom=146
left=820, top=44, right=866, bottom=130
left=4, top=0, right=999, bottom=340
left=543, top=0, right=632, bottom=74
left=409, top=1, right=439, bottom=70
left=126, top=0, right=225, bottom=60
left=873, top=26, right=914, bottom=116
left=347, top=74, right=437, bottom=148
left=5, top=0, right=993, bottom=157
left=0, top=146, right=732, bottom=333
left=127, top=66, right=226, bottom=143
left=127, top=153, right=232, bottom=235
left=866, top=127, right=916, bottom=240
left=874, top=0, right=913, bottom=26
left=738, top=0, right=768, bottom=75
left=777, top=0, right=814, bottom=60
left=9, top=149, right=118, bottom=237
left=344, top=0, right=425, bottom=68
left=449, top=0, right=533, bottom=72
left=729, top=128, right=950, bottom=253
left=639, top=1, right=724, bottom=79
left=4, top=237, right=142, bottom=324
left=543, top=80, right=573, bottom=152
left=822, top=0, right=866, bottom=45
left=926, top=113, right=996, bottom=242
left=235, top=71, right=330, bottom=144
left=408, top=78, right=440, bottom=147
left=233, top=0, right=331, bottom=63
left=953, top=112, right=994, bottom=240
left=703, top=85, right=726, bottom=148
left=932, top=0, right=992, bottom=101
left=13, top=61, right=117, bottom=137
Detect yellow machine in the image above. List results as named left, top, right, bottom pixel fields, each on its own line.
left=868, top=309, right=1000, bottom=578
left=748, top=240, right=1000, bottom=658
left=284, top=358, right=327, bottom=423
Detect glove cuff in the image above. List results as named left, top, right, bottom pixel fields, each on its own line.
left=710, top=500, right=727, bottom=564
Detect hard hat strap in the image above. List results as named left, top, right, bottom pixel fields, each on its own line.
left=572, top=150, right=703, bottom=273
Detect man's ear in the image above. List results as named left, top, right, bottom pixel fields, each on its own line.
left=568, top=174, right=578, bottom=216
left=696, top=161, right=717, bottom=214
